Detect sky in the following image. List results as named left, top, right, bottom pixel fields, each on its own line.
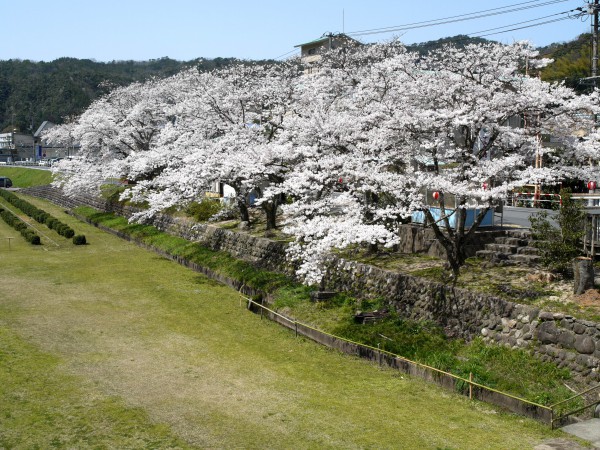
left=3, top=0, right=592, bottom=62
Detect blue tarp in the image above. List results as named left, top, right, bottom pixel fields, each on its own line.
left=412, top=207, right=493, bottom=229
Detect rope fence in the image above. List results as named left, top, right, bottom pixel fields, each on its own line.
left=242, top=295, right=558, bottom=425
left=71, top=209, right=595, bottom=429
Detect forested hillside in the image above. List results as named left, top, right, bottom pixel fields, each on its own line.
left=0, top=33, right=593, bottom=133
left=539, top=33, right=591, bottom=91
left=0, top=56, right=265, bottom=132
left=405, top=34, right=492, bottom=55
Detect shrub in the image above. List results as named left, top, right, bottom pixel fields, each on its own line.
left=186, top=198, right=223, bottom=222
left=73, top=235, right=87, bottom=245
left=530, top=188, right=586, bottom=276
left=0, top=189, right=77, bottom=240
left=0, top=209, right=42, bottom=245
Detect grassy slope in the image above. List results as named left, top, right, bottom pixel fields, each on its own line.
left=72, top=206, right=582, bottom=409
left=0, top=167, right=53, bottom=187
left=0, top=197, right=574, bottom=449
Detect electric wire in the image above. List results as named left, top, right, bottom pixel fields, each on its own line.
left=274, top=0, right=585, bottom=61
left=465, top=7, right=580, bottom=38
left=470, top=15, right=573, bottom=39
left=274, top=49, right=298, bottom=60
left=347, top=0, right=574, bottom=37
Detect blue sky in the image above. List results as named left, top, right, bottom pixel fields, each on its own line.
left=4, top=0, right=590, bottom=62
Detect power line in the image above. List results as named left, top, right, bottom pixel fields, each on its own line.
left=471, top=15, right=573, bottom=39
left=465, top=8, right=580, bottom=38
left=274, top=49, right=299, bottom=60
left=347, top=0, right=573, bottom=37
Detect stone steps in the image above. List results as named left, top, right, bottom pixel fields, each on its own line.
left=476, top=230, right=540, bottom=267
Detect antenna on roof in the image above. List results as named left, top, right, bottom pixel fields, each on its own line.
left=343, top=9, right=345, bottom=33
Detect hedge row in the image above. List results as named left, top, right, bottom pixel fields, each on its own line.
left=0, top=189, right=82, bottom=241
left=0, top=208, right=41, bottom=244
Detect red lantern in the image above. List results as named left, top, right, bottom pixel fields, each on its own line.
left=482, top=182, right=488, bottom=190
left=338, top=177, right=343, bottom=183
left=432, top=191, right=440, bottom=200
left=588, top=181, right=597, bottom=191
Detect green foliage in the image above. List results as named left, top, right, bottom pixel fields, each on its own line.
left=530, top=188, right=586, bottom=275
left=330, top=314, right=575, bottom=406
left=456, top=338, right=574, bottom=408
left=185, top=198, right=223, bottom=222
left=72, top=235, right=87, bottom=245
left=540, top=34, right=591, bottom=91
left=0, top=208, right=41, bottom=244
left=406, top=35, right=492, bottom=56
left=0, top=189, right=77, bottom=239
left=334, top=317, right=455, bottom=364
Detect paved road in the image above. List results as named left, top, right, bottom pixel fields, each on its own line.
left=561, top=418, right=600, bottom=448
left=500, top=206, right=558, bottom=229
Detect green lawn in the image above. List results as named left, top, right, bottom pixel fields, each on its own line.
left=0, top=197, right=582, bottom=449
left=0, top=167, right=53, bottom=187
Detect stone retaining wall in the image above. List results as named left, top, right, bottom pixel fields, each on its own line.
left=141, top=210, right=600, bottom=384
left=26, top=187, right=600, bottom=385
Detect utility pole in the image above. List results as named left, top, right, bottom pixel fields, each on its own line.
left=593, top=0, right=599, bottom=86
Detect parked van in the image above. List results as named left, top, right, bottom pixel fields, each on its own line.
left=0, top=177, right=13, bottom=188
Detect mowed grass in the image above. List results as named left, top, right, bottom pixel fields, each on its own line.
left=0, top=197, right=576, bottom=449
left=0, top=167, right=53, bottom=187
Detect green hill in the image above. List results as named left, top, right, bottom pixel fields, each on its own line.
left=539, top=33, right=591, bottom=90
left=0, top=33, right=593, bottom=134
left=0, top=56, right=270, bottom=133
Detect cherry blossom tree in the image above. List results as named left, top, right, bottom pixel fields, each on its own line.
left=116, top=62, right=300, bottom=227
left=46, top=78, right=176, bottom=197
left=276, top=41, right=596, bottom=283
left=48, top=40, right=597, bottom=286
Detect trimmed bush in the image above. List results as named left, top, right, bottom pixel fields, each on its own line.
left=72, top=235, right=87, bottom=245
left=0, top=189, right=77, bottom=240
left=0, top=209, right=42, bottom=245
left=185, top=198, right=223, bottom=222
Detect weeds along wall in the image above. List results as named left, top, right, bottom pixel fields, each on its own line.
left=23, top=187, right=600, bottom=386
left=150, top=213, right=600, bottom=386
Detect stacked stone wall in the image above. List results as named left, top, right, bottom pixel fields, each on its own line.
left=27, top=188, right=600, bottom=385
left=318, top=257, right=600, bottom=383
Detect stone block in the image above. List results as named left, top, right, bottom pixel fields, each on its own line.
left=574, top=336, right=596, bottom=354
left=537, top=321, right=558, bottom=344
left=557, top=331, right=575, bottom=349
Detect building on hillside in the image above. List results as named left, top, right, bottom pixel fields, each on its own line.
left=294, top=33, right=362, bottom=74
left=0, top=131, right=35, bottom=163
left=34, top=121, right=80, bottom=159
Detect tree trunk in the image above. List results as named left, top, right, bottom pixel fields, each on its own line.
left=237, top=196, right=250, bottom=223
left=573, top=257, right=595, bottom=295
left=262, top=199, right=278, bottom=230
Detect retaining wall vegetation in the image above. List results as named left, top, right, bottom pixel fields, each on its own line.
left=155, top=214, right=600, bottom=384
left=24, top=186, right=600, bottom=385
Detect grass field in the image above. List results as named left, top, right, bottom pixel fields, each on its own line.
left=0, top=196, right=584, bottom=449
left=0, top=167, right=53, bottom=187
